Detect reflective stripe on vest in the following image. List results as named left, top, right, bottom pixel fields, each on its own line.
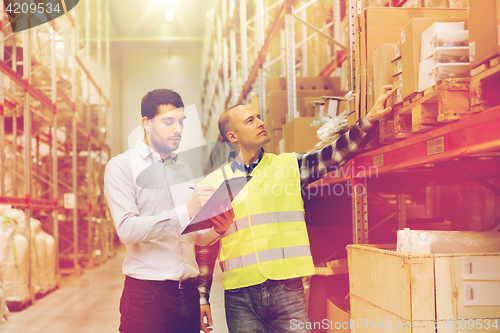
left=223, top=211, right=304, bottom=237
left=219, top=245, right=311, bottom=272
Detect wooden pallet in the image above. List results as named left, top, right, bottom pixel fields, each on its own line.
left=392, top=78, right=471, bottom=138
left=379, top=117, right=395, bottom=144
left=35, top=285, right=59, bottom=300
left=7, top=298, right=32, bottom=312
left=470, top=56, right=500, bottom=112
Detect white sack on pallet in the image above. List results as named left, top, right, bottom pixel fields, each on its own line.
left=1, top=217, right=29, bottom=303
left=0, top=282, right=9, bottom=324
left=44, top=233, right=57, bottom=291
left=397, top=228, right=500, bottom=254
left=2, top=209, right=26, bottom=235
left=30, top=219, right=47, bottom=294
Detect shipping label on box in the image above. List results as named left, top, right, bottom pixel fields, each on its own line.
left=464, top=281, right=500, bottom=306
left=463, top=256, right=500, bottom=281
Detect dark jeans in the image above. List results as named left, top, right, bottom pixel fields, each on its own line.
left=119, top=276, right=200, bottom=333
left=225, top=278, right=311, bottom=333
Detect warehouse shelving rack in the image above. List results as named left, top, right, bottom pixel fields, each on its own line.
left=0, top=0, right=113, bottom=304
left=200, top=0, right=348, bottom=170
left=200, top=0, right=494, bottom=253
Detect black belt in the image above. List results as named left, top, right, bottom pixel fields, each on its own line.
left=125, top=276, right=198, bottom=290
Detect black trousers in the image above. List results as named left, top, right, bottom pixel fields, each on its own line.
left=119, top=276, right=200, bottom=333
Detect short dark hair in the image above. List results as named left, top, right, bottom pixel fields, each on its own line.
left=141, top=89, right=184, bottom=119
left=218, top=104, right=244, bottom=143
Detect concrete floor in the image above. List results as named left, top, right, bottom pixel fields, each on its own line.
left=1, top=245, right=229, bottom=333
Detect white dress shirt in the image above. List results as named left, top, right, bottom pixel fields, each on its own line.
left=104, top=140, right=219, bottom=281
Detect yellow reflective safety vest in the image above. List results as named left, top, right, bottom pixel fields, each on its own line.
left=198, top=152, right=315, bottom=290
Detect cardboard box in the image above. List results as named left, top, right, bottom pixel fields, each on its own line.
left=373, top=44, right=395, bottom=113
left=366, top=77, right=374, bottom=118
left=400, top=17, right=467, bottom=100
left=348, top=244, right=500, bottom=331
left=355, top=8, right=467, bottom=118
left=401, top=19, right=450, bottom=99
left=265, top=77, right=341, bottom=93
left=469, top=0, right=500, bottom=69
left=266, top=90, right=347, bottom=130
left=282, top=117, right=319, bottom=153
left=267, top=129, right=282, bottom=154
left=392, top=73, right=403, bottom=90
left=392, top=73, right=403, bottom=105
left=391, top=58, right=402, bottom=77
left=420, top=22, right=465, bottom=60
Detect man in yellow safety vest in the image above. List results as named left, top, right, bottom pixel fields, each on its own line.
left=198, top=86, right=397, bottom=333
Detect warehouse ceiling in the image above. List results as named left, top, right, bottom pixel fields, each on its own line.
left=109, top=0, right=207, bottom=41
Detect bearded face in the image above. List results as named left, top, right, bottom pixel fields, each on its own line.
left=145, top=104, right=186, bottom=158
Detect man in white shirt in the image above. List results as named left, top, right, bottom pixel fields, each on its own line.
left=104, top=89, right=231, bottom=333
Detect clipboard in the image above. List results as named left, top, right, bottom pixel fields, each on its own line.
left=181, top=176, right=252, bottom=234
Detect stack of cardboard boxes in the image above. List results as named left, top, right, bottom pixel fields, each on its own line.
left=418, top=22, right=469, bottom=93
left=355, top=7, right=467, bottom=121
left=264, top=77, right=347, bottom=154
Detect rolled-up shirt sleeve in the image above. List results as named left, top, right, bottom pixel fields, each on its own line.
left=104, top=158, right=186, bottom=246
left=195, top=227, right=222, bottom=246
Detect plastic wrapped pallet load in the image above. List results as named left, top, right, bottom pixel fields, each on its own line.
left=0, top=214, right=29, bottom=304
left=44, top=233, right=57, bottom=291
left=0, top=282, right=9, bottom=324
left=0, top=222, right=11, bottom=323
left=29, top=218, right=47, bottom=294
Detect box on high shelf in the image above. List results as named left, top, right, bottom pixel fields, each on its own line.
left=399, top=18, right=468, bottom=102
left=371, top=44, right=395, bottom=114
left=469, top=0, right=500, bottom=69
left=424, top=0, right=468, bottom=7
left=468, top=0, right=500, bottom=112
left=266, top=90, right=348, bottom=130
left=263, top=129, right=282, bottom=155
left=348, top=243, right=500, bottom=333
left=265, top=77, right=341, bottom=94
left=355, top=7, right=467, bottom=118
left=282, top=117, right=319, bottom=153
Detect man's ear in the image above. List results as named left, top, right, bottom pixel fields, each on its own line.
left=227, top=131, right=238, bottom=144
left=142, top=117, right=152, bottom=133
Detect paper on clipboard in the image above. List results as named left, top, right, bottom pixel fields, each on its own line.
left=181, top=176, right=252, bottom=234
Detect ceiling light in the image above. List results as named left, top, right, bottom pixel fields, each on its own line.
left=166, top=9, right=174, bottom=21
